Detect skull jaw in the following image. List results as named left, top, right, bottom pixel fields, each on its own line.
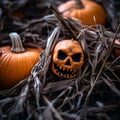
left=52, top=63, right=80, bottom=79
left=53, top=71, right=80, bottom=79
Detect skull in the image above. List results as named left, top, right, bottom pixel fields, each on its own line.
left=52, top=40, right=84, bottom=79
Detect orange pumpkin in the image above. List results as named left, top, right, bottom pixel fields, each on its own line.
left=11, top=10, right=24, bottom=19
left=58, top=0, right=107, bottom=26
left=0, top=32, right=43, bottom=90
left=114, top=39, right=120, bottom=57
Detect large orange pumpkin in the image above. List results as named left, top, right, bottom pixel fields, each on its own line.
left=58, top=0, right=107, bottom=26
left=0, top=32, right=43, bottom=90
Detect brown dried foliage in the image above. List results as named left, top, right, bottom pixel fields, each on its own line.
left=0, top=0, right=120, bottom=120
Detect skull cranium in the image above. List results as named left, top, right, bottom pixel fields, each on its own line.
left=52, top=40, right=84, bottom=79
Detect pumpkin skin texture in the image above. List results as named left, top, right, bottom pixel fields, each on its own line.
left=58, top=0, right=107, bottom=26
left=0, top=46, right=43, bottom=90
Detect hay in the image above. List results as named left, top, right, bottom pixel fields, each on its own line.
left=0, top=1, right=120, bottom=120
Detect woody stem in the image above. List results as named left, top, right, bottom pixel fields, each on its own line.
left=9, top=32, right=25, bottom=53
left=75, top=0, right=84, bottom=9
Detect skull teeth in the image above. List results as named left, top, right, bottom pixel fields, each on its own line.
left=53, top=63, right=80, bottom=78
left=59, top=65, right=62, bottom=70
left=63, top=67, right=65, bottom=71
left=66, top=74, right=69, bottom=78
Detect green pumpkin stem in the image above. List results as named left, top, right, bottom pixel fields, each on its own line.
left=75, top=0, right=84, bottom=9
left=9, top=32, right=25, bottom=53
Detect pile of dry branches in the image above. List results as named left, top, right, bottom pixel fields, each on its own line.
left=0, top=0, right=120, bottom=120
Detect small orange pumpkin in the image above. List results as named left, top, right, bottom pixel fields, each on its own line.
left=114, top=39, right=120, bottom=57
left=58, top=0, right=107, bottom=26
left=11, top=10, right=24, bottom=19
left=0, top=32, right=43, bottom=90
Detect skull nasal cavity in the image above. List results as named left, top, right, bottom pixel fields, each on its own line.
left=65, top=59, right=71, bottom=66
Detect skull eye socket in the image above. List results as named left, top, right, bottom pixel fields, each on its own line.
left=58, top=50, right=67, bottom=60
left=72, top=53, right=81, bottom=62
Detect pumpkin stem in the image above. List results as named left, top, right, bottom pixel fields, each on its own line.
left=75, top=0, right=84, bottom=9
left=9, top=32, right=25, bottom=53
